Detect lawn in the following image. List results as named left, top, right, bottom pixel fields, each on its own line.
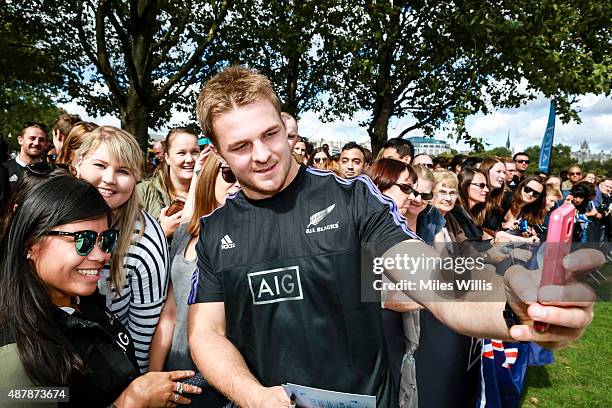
left=521, top=302, right=612, bottom=407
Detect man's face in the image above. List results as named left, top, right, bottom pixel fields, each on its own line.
left=339, top=148, right=365, bottom=178
left=504, top=162, right=517, bottom=182
left=211, top=97, right=297, bottom=200
left=514, top=154, right=529, bottom=171
left=284, top=116, right=299, bottom=150
left=601, top=180, right=612, bottom=195
left=18, top=127, right=47, bottom=160
left=382, top=147, right=411, bottom=164
left=152, top=143, right=165, bottom=161
left=568, top=167, right=583, bottom=184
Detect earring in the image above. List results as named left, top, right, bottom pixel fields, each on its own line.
left=26, top=252, right=31, bottom=260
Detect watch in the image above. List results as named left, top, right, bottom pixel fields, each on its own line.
left=503, top=301, right=522, bottom=329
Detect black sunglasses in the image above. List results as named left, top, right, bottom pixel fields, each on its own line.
left=46, top=229, right=119, bottom=256
left=515, top=159, right=530, bottom=164
left=569, top=172, right=582, bottom=176
left=219, top=166, right=237, bottom=184
left=26, top=162, right=71, bottom=175
left=314, top=157, right=327, bottom=163
left=419, top=163, right=434, bottom=169
left=395, top=184, right=434, bottom=200
left=470, top=182, right=487, bottom=189
left=523, top=185, right=543, bottom=198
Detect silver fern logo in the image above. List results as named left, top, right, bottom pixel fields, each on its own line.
left=307, top=204, right=336, bottom=228
left=305, top=204, right=340, bottom=234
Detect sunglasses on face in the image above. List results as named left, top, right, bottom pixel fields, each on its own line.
left=570, top=172, right=582, bottom=176
left=523, top=185, right=543, bottom=198
left=515, top=159, right=530, bottom=164
left=314, top=157, right=327, bottom=163
left=45, top=229, right=119, bottom=256
left=219, top=166, right=237, bottom=184
left=470, top=182, right=487, bottom=189
left=419, top=163, right=433, bottom=169
left=395, top=184, right=433, bottom=200
left=26, top=162, right=72, bottom=175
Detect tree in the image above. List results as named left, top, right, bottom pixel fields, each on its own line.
left=29, top=0, right=232, bottom=150
left=473, top=147, right=512, bottom=158
left=326, top=1, right=612, bottom=155
left=1, top=1, right=68, bottom=147
left=524, top=143, right=577, bottom=176
left=226, top=0, right=346, bottom=117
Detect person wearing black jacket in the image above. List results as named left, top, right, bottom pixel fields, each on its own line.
left=0, top=172, right=201, bottom=407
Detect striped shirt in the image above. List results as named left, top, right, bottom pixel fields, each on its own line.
left=99, top=210, right=169, bottom=372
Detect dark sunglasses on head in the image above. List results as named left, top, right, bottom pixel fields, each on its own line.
left=219, top=166, right=237, bottom=184
left=470, top=182, right=487, bottom=189
left=395, top=184, right=434, bottom=200
left=515, top=159, right=530, bottom=164
left=46, top=229, right=119, bottom=256
left=523, top=185, right=543, bottom=198
left=26, top=162, right=72, bottom=175
left=314, top=157, right=327, bottom=163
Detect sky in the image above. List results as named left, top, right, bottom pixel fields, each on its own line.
left=60, top=92, right=612, bottom=154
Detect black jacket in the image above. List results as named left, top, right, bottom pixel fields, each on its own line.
left=0, top=294, right=139, bottom=407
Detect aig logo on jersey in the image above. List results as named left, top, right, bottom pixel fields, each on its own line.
left=305, top=204, right=339, bottom=234
left=247, top=266, right=303, bottom=305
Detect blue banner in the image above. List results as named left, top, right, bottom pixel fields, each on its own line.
left=538, top=102, right=556, bottom=173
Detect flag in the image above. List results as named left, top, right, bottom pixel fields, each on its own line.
left=538, top=102, right=556, bottom=173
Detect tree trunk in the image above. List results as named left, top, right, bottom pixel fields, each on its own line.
left=369, top=98, right=393, bottom=157
left=121, top=92, right=150, bottom=154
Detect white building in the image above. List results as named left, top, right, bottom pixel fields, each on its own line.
left=405, top=136, right=451, bottom=156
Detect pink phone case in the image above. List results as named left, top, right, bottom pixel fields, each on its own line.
left=534, top=203, right=576, bottom=331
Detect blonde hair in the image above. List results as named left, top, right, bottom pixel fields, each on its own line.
left=196, top=66, right=281, bottom=146
left=74, top=126, right=145, bottom=292
left=433, top=169, right=458, bottom=190
left=411, top=164, right=435, bottom=185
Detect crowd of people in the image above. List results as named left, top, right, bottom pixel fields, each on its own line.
left=0, top=66, right=606, bottom=408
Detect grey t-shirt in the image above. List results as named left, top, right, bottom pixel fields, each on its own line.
left=166, top=223, right=197, bottom=371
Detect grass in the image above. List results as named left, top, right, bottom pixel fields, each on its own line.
left=521, top=302, right=612, bottom=407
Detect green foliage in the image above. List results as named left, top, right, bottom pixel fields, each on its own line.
left=524, top=143, right=577, bottom=176
left=473, top=147, right=512, bottom=158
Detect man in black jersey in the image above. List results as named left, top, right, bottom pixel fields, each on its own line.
left=188, top=66, right=600, bottom=408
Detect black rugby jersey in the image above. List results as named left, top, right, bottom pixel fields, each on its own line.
left=190, top=165, right=418, bottom=406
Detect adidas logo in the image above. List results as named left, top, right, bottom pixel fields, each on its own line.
left=221, top=235, right=235, bottom=249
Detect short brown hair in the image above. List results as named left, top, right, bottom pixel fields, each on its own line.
left=366, top=158, right=417, bottom=193
left=196, top=66, right=281, bottom=146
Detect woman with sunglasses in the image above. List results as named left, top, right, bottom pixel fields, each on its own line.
left=307, top=147, right=330, bottom=170
left=405, top=165, right=445, bottom=242
left=149, top=154, right=238, bottom=407
left=0, top=173, right=201, bottom=406
left=74, top=126, right=169, bottom=374
left=504, top=176, right=547, bottom=234
left=137, top=127, right=200, bottom=237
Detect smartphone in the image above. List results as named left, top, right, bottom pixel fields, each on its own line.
left=534, top=202, right=576, bottom=332
left=166, top=199, right=185, bottom=216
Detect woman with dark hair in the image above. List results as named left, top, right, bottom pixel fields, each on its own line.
left=504, top=176, right=547, bottom=229
left=0, top=173, right=201, bottom=406
left=366, top=158, right=419, bottom=406
left=366, top=158, right=417, bottom=218
left=571, top=182, right=598, bottom=242
left=450, top=154, right=467, bottom=174
left=137, top=127, right=200, bottom=236
left=478, top=157, right=513, bottom=231
left=307, top=147, right=330, bottom=170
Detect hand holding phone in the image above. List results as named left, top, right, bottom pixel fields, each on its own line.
left=166, top=199, right=185, bottom=216
left=535, top=203, right=576, bottom=332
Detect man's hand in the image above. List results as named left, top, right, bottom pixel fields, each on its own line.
left=250, top=386, right=292, bottom=408
left=504, top=248, right=603, bottom=349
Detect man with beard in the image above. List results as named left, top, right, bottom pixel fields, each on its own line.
left=2, top=122, right=48, bottom=191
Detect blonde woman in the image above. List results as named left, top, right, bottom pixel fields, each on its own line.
left=75, top=126, right=169, bottom=373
